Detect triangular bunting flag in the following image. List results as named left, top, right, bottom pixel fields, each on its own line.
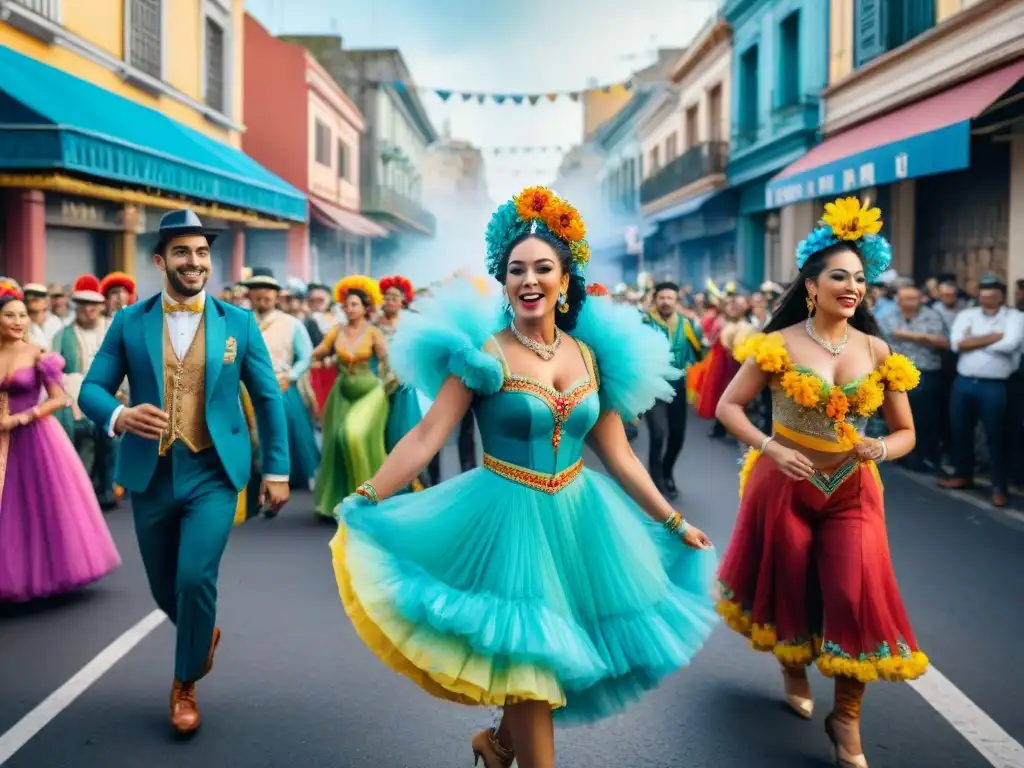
left=569, top=92, right=580, bottom=102
left=477, top=94, right=487, bottom=104
left=435, top=90, right=452, bottom=101
left=493, top=95, right=507, bottom=104
left=528, top=95, right=540, bottom=106
left=546, top=93, right=558, bottom=102
left=511, top=95, right=524, bottom=105
left=461, top=93, right=473, bottom=101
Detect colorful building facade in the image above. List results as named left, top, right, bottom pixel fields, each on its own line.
left=637, top=18, right=734, bottom=287
left=0, top=0, right=306, bottom=294
left=242, top=14, right=386, bottom=286
left=723, top=0, right=831, bottom=286
left=767, top=0, right=1023, bottom=291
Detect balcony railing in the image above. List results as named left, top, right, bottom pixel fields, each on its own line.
left=362, top=185, right=436, bottom=235
left=13, top=0, right=60, bottom=20
left=640, top=141, right=728, bottom=206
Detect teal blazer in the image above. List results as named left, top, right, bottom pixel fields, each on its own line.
left=79, top=294, right=290, bottom=494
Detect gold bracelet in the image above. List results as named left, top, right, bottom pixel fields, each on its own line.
left=354, top=482, right=380, bottom=504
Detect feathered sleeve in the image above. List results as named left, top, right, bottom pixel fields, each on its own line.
left=573, top=298, right=680, bottom=421
left=389, top=281, right=505, bottom=398
left=36, top=352, right=67, bottom=390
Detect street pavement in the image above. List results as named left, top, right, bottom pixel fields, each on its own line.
left=2, top=416, right=1022, bottom=768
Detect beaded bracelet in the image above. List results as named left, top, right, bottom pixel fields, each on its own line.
left=354, top=482, right=380, bottom=505
left=878, top=437, right=888, bottom=462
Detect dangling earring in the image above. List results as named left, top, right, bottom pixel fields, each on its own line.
left=557, top=290, right=569, bottom=314
left=806, top=295, right=816, bottom=317
left=503, top=293, right=514, bottom=317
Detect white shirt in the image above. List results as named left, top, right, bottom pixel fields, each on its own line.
left=29, top=313, right=64, bottom=350
left=108, top=291, right=287, bottom=483
left=949, top=305, right=1024, bottom=380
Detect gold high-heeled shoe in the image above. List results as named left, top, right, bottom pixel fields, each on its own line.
left=781, top=669, right=814, bottom=719
left=825, top=714, right=869, bottom=768
left=471, top=728, right=515, bottom=768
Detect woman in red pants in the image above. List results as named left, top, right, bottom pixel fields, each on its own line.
left=714, top=197, right=927, bottom=768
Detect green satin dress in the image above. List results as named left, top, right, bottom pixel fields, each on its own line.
left=313, top=323, right=390, bottom=518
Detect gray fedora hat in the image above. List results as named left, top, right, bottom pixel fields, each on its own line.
left=242, top=266, right=281, bottom=290
left=155, top=209, right=219, bottom=248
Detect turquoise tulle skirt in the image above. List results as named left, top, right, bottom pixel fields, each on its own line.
left=330, top=465, right=718, bottom=725
left=385, top=385, right=424, bottom=452
left=283, top=386, right=321, bottom=488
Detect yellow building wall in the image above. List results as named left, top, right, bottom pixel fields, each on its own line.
left=583, top=86, right=632, bottom=140
left=0, top=0, right=241, bottom=149
left=829, top=0, right=854, bottom=85
left=937, top=0, right=964, bottom=22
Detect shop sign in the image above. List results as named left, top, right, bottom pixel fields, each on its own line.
left=45, top=195, right=122, bottom=230
left=764, top=121, right=972, bottom=209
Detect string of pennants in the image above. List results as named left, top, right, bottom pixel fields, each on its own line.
left=378, top=79, right=636, bottom=105
left=482, top=146, right=568, bottom=155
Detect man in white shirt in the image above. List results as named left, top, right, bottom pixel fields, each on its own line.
left=940, top=273, right=1023, bottom=506
left=24, top=282, right=64, bottom=350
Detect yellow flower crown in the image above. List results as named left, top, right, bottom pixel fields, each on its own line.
left=333, top=275, right=383, bottom=308
left=797, top=196, right=891, bottom=281
left=485, top=186, right=590, bottom=278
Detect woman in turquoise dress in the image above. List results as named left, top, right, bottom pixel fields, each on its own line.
left=312, top=276, right=389, bottom=519
left=329, top=187, right=718, bottom=768
left=376, top=274, right=428, bottom=491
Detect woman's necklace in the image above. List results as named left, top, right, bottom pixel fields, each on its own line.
left=805, top=318, right=848, bottom=356
left=510, top=322, right=561, bottom=361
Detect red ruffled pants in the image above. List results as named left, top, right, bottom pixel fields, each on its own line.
left=717, top=454, right=928, bottom=683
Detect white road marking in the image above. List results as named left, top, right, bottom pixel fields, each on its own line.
left=910, top=666, right=1024, bottom=768
left=0, top=610, right=166, bottom=765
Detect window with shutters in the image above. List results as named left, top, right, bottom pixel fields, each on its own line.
left=315, top=121, right=331, bottom=167
left=855, top=0, right=935, bottom=68
left=666, top=132, right=678, bottom=161
left=777, top=11, right=801, bottom=108
left=685, top=105, right=699, bottom=148
left=204, top=18, right=225, bottom=112
left=738, top=44, right=759, bottom=143
left=708, top=84, right=723, bottom=141
left=127, top=0, right=162, bottom=79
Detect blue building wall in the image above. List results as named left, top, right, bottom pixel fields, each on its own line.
left=723, top=0, right=829, bottom=287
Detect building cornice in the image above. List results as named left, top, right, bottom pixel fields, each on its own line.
left=305, top=58, right=365, bottom=133
left=0, top=0, right=243, bottom=132
left=670, top=19, right=731, bottom=84
left=822, top=0, right=1023, bottom=134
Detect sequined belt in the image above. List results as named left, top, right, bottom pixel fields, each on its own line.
left=483, top=454, right=583, bottom=494
left=807, top=456, right=861, bottom=497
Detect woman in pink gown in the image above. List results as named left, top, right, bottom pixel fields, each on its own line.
left=0, top=281, right=120, bottom=602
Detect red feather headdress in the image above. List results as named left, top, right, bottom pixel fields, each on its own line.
left=99, top=271, right=137, bottom=302
left=378, top=275, right=414, bottom=305
left=0, top=279, right=23, bottom=301
left=586, top=282, right=610, bottom=297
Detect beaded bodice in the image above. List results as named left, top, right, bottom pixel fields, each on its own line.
left=474, top=338, right=600, bottom=479
left=771, top=385, right=869, bottom=447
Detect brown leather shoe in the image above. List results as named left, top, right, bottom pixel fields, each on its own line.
left=169, top=679, right=200, bottom=734
left=991, top=492, right=1008, bottom=508
left=938, top=478, right=973, bottom=490
left=198, top=627, right=221, bottom=680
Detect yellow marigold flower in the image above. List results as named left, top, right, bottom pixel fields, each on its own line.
left=543, top=200, right=587, bottom=242
left=878, top=353, right=920, bottom=392
left=733, top=333, right=761, bottom=363
left=781, top=371, right=821, bottom=408
left=738, top=448, right=762, bottom=499
left=569, top=239, right=590, bottom=266
left=514, top=186, right=553, bottom=221
left=825, top=387, right=849, bottom=422
left=852, top=374, right=885, bottom=417
left=834, top=421, right=860, bottom=449
left=754, top=333, right=791, bottom=373
left=822, top=196, right=883, bottom=242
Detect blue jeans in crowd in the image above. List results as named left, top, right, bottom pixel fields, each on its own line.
left=950, top=376, right=1009, bottom=493
left=905, top=369, right=943, bottom=470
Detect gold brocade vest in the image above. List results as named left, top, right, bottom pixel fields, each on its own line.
left=158, top=314, right=213, bottom=456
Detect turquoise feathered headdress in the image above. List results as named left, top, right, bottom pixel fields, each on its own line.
left=795, top=196, right=892, bottom=284
left=484, top=186, right=591, bottom=280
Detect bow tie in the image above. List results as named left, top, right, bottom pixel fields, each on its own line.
left=164, top=300, right=202, bottom=314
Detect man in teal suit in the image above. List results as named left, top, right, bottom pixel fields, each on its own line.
left=80, top=209, right=290, bottom=735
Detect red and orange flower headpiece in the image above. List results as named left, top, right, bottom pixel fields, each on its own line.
left=99, top=271, right=137, bottom=303
left=333, top=275, right=383, bottom=308
left=0, top=278, right=23, bottom=301
left=378, top=275, right=414, bottom=306
left=586, top=282, right=610, bottom=297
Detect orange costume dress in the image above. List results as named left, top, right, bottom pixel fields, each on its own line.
left=716, top=331, right=928, bottom=683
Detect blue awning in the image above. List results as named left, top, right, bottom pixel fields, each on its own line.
left=647, top=190, right=718, bottom=224
left=765, top=60, right=1024, bottom=209
left=0, top=44, right=307, bottom=222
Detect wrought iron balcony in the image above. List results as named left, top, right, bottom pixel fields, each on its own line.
left=639, top=141, right=728, bottom=206
left=362, top=185, right=436, bottom=235
left=12, top=0, right=60, bottom=20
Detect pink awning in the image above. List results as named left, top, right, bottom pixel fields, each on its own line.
left=310, top=199, right=388, bottom=238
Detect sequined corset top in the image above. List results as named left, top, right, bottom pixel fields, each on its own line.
left=771, top=388, right=868, bottom=447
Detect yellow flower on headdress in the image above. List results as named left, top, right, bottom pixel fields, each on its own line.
left=542, top=199, right=586, bottom=242
left=514, top=186, right=554, bottom=222
left=822, top=197, right=883, bottom=242
left=780, top=371, right=821, bottom=409
left=333, top=275, right=383, bottom=308
left=878, top=353, right=920, bottom=392
left=569, top=239, right=590, bottom=268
